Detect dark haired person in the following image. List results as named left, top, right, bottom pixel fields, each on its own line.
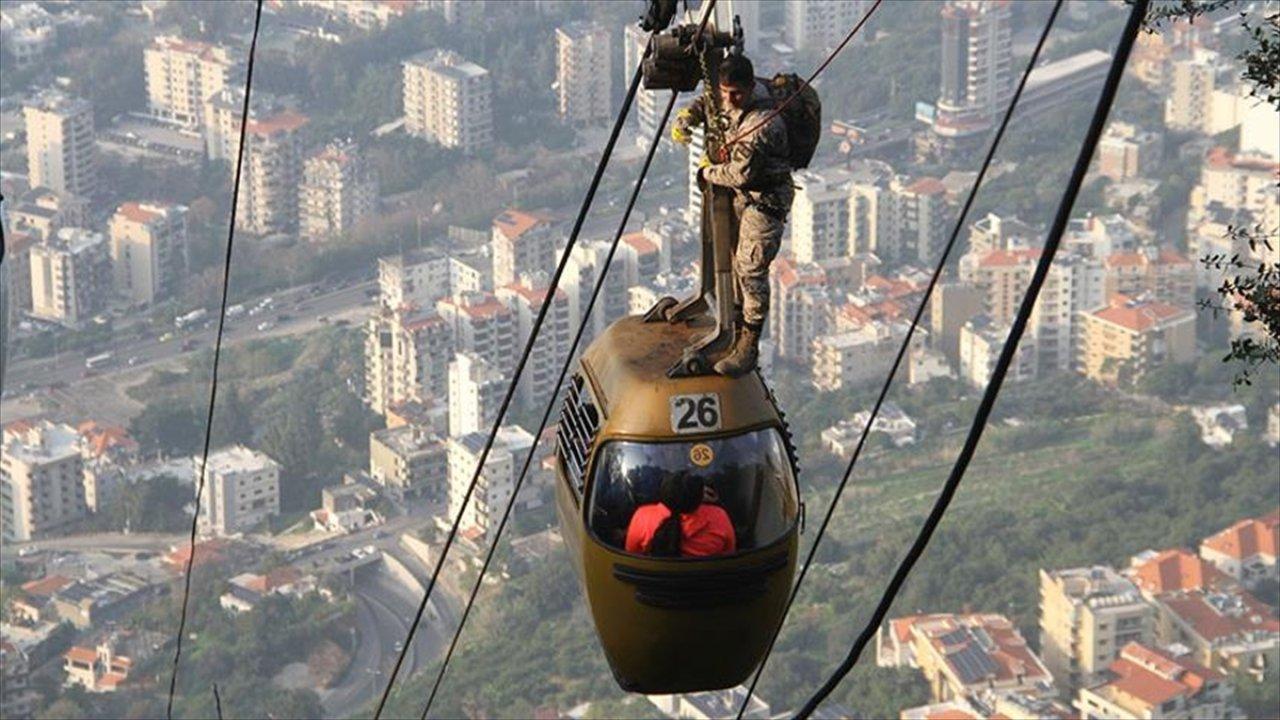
left=624, top=472, right=736, bottom=557
left=671, top=53, right=794, bottom=377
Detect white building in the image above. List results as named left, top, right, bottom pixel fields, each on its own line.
left=197, top=446, right=280, bottom=537
left=29, top=227, right=110, bottom=327
left=1199, top=512, right=1279, bottom=590
left=403, top=49, right=493, bottom=152
left=958, top=315, right=1036, bottom=388
left=1190, top=404, right=1249, bottom=448
left=556, top=22, right=612, bottom=126
left=108, top=202, right=189, bottom=306
left=448, top=353, right=504, bottom=438
left=299, top=139, right=378, bottom=241
left=143, top=35, right=242, bottom=128
left=791, top=167, right=854, bottom=264
left=1, top=421, right=87, bottom=542
left=821, top=401, right=917, bottom=455
left=447, top=426, right=534, bottom=541
left=24, top=89, right=97, bottom=197
left=784, top=0, right=868, bottom=53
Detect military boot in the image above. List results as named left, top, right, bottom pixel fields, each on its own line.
left=714, top=323, right=761, bottom=377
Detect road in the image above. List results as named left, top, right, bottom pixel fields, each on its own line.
left=4, top=279, right=376, bottom=395
left=5, top=532, right=185, bottom=556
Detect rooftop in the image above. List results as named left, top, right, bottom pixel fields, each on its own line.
left=201, top=445, right=278, bottom=476
left=1088, top=642, right=1223, bottom=712
left=1159, top=588, right=1280, bottom=642
left=2, top=420, right=81, bottom=464
left=1201, top=510, right=1280, bottom=562
left=1130, top=548, right=1232, bottom=594
left=1091, top=295, right=1192, bottom=333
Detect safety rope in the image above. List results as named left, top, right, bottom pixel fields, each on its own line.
left=419, top=90, right=682, bottom=720
left=166, top=2, right=263, bottom=717
left=717, top=0, right=883, bottom=162
left=369, top=3, right=719, bottom=712
left=735, top=2, right=1064, bottom=716
left=792, top=2, right=1149, bottom=716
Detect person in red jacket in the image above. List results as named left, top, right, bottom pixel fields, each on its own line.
left=625, top=472, right=736, bottom=557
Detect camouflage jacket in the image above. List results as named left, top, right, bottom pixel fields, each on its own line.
left=674, top=83, right=794, bottom=213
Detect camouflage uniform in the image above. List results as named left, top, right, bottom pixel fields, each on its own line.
left=673, top=85, right=794, bottom=327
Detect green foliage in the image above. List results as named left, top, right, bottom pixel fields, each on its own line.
left=130, top=398, right=206, bottom=456
left=1232, top=668, right=1280, bottom=719
left=97, top=475, right=191, bottom=533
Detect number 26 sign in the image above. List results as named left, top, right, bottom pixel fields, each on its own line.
left=669, top=393, right=722, bottom=434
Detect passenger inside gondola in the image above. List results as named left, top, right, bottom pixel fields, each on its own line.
left=625, top=472, right=736, bottom=557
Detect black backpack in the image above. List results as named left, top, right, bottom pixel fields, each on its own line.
left=764, top=73, right=822, bottom=169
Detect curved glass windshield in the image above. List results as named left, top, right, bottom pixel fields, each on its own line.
left=588, top=428, right=798, bottom=557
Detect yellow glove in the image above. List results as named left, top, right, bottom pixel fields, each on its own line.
left=671, top=109, right=694, bottom=145
left=699, top=154, right=711, bottom=168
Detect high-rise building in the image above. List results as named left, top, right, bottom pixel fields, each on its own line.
left=108, top=202, right=189, bottom=306
left=1076, top=295, right=1196, bottom=385
left=623, top=23, right=663, bottom=143
left=403, top=49, right=493, bottom=152
left=447, top=425, right=534, bottom=540
left=1165, top=48, right=1223, bottom=132
left=1, top=421, right=87, bottom=542
left=299, top=139, right=378, bottom=242
left=791, top=168, right=854, bottom=264
left=959, top=315, right=1037, bottom=388
left=1098, top=122, right=1163, bottom=182
left=369, top=425, right=448, bottom=500
left=239, top=109, right=309, bottom=235
left=497, top=280, right=571, bottom=409
left=891, top=176, right=950, bottom=265
left=448, top=352, right=505, bottom=437
left=29, top=227, right=110, bottom=327
left=932, top=0, right=1013, bottom=144
left=143, top=35, right=242, bottom=128
left=364, top=306, right=454, bottom=416
left=197, top=445, right=280, bottom=537
left=771, top=258, right=830, bottom=360
left=492, top=209, right=556, bottom=287
left=556, top=22, right=612, bottom=126
left=437, top=292, right=517, bottom=372
left=23, top=89, right=96, bottom=197
left=784, top=0, right=868, bottom=53
left=1039, top=566, right=1156, bottom=693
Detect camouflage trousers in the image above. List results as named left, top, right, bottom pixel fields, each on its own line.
left=734, top=202, right=786, bottom=327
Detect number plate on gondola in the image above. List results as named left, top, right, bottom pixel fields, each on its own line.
left=669, top=393, right=721, bottom=434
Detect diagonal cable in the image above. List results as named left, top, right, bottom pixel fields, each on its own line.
left=792, top=2, right=1149, bottom=716
left=419, top=89, right=681, bottom=720
left=166, top=2, right=263, bottom=717
left=368, top=2, right=719, bottom=711
left=736, top=1, right=1063, bottom=715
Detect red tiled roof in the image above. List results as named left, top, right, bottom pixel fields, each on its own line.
left=912, top=613, right=1051, bottom=688
left=493, top=209, right=549, bottom=241
left=265, top=566, right=303, bottom=591
left=165, top=539, right=229, bottom=572
left=977, top=248, right=1039, bottom=268
left=1131, top=549, right=1231, bottom=594
left=64, top=646, right=97, bottom=665
left=1106, top=251, right=1147, bottom=268
left=773, top=256, right=826, bottom=289
left=1158, top=249, right=1192, bottom=265
left=621, top=231, right=658, bottom=255
left=905, top=177, right=947, bottom=195
left=1205, top=146, right=1280, bottom=174
left=1092, top=297, right=1191, bottom=332
left=77, top=421, right=139, bottom=458
left=21, top=574, right=73, bottom=598
left=1201, top=510, right=1280, bottom=562
left=246, top=110, right=309, bottom=136
left=115, top=202, right=163, bottom=224
left=100, top=670, right=129, bottom=688
left=1160, top=589, right=1280, bottom=642
left=1102, top=643, right=1222, bottom=710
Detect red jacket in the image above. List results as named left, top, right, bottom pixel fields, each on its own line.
left=624, top=503, right=737, bottom=557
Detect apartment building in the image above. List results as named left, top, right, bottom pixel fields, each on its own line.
left=1098, top=122, right=1163, bottom=181
left=791, top=168, right=854, bottom=264
left=197, top=446, right=280, bottom=537
left=403, top=49, right=493, bottom=152
left=436, top=291, right=517, bottom=372
left=891, top=175, right=950, bottom=265
left=1075, top=643, right=1237, bottom=720
left=447, top=352, right=504, bottom=438
left=932, top=0, right=1013, bottom=144
left=812, top=321, right=907, bottom=391
left=1199, top=511, right=1279, bottom=590
left=1165, top=48, right=1224, bottom=132
left=29, top=227, right=110, bottom=327
left=771, top=257, right=830, bottom=360
left=1149, top=588, right=1279, bottom=681
left=1193, top=147, right=1280, bottom=226
left=785, top=0, right=869, bottom=53
left=1076, top=295, right=1196, bottom=385
left=929, top=282, right=985, bottom=366
left=496, top=280, right=571, bottom=409
left=7, top=186, right=91, bottom=242
left=239, top=109, right=308, bottom=236
left=967, top=211, right=1039, bottom=255
left=623, top=23, right=662, bottom=142
left=447, top=425, right=534, bottom=541
left=24, top=89, right=96, bottom=197
left=364, top=306, right=454, bottom=416
left=1, top=421, right=87, bottom=542
left=299, top=139, right=378, bottom=241
left=492, top=209, right=556, bottom=287
left=1128, top=548, right=1235, bottom=597
left=958, top=315, right=1036, bottom=388
left=894, top=613, right=1054, bottom=704
left=1039, top=566, right=1156, bottom=692
left=555, top=22, right=612, bottom=126
left=369, top=425, right=448, bottom=500
left=144, top=35, right=241, bottom=128
left=377, top=249, right=486, bottom=311
left=108, top=202, right=189, bottom=306
left=1103, top=248, right=1195, bottom=309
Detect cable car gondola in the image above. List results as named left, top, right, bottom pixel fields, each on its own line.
left=554, top=313, right=801, bottom=694
left=553, top=16, right=801, bottom=692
